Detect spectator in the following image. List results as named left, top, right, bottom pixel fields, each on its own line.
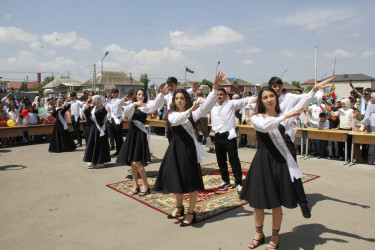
left=317, top=113, right=329, bottom=158
left=364, top=93, right=375, bottom=164
left=326, top=106, right=340, bottom=160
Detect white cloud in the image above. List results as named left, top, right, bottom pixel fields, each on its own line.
left=349, top=32, right=360, bottom=38
left=324, top=49, right=355, bottom=58
left=362, top=50, right=375, bottom=57
left=42, top=31, right=91, bottom=50
left=29, top=41, right=45, bottom=50
left=283, top=9, right=353, bottom=30
left=3, top=50, right=36, bottom=66
left=170, top=25, right=245, bottom=50
left=37, top=56, right=77, bottom=70
left=3, top=14, right=11, bottom=21
left=280, top=50, right=296, bottom=58
left=0, top=26, right=37, bottom=43
left=236, top=47, right=261, bottom=54
left=242, top=59, right=253, bottom=65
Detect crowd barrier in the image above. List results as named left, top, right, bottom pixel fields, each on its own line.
left=1, top=120, right=375, bottom=165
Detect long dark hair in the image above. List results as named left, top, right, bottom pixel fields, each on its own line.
left=256, top=87, right=281, bottom=114
left=169, top=89, right=193, bottom=114
left=132, top=88, right=147, bottom=103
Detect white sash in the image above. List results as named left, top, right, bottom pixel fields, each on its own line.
left=111, top=114, right=122, bottom=125
left=91, top=107, right=106, bottom=137
left=133, top=120, right=150, bottom=143
left=57, top=108, right=68, bottom=130
left=181, top=119, right=209, bottom=163
left=268, top=128, right=302, bottom=182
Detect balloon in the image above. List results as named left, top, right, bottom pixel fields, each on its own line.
left=38, top=107, right=47, bottom=116
left=7, top=119, right=16, bottom=127
left=21, top=109, right=29, bottom=117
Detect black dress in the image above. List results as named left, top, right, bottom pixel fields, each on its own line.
left=239, top=124, right=299, bottom=209
left=83, top=106, right=94, bottom=144
left=116, top=109, right=151, bottom=166
left=49, top=104, right=77, bottom=153
left=154, top=117, right=204, bottom=194
left=83, top=107, right=111, bottom=164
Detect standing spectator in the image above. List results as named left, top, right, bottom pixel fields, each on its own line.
left=306, top=102, right=326, bottom=156
left=326, top=106, right=340, bottom=160
left=317, top=113, right=329, bottom=158
left=364, top=93, right=375, bottom=164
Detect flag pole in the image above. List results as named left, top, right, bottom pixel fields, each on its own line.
left=185, top=66, right=187, bottom=86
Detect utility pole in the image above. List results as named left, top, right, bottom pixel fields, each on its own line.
left=26, top=75, right=28, bottom=92
left=314, top=46, right=317, bottom=84
left=93, top=64, right=96, bottom=92
left=130, top=73, right=133, bottom=85
left=332, top=57, right=337, bottom=76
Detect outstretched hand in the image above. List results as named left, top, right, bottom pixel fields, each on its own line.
left=213, top=71, right=225, bottom=89
left=284, top=107, right=304, bottom=119
left=158, top=82, right=167, bottom=93
left=312, top=76, right=335, bottom=92
left=189, top=99, right=203, bottom=112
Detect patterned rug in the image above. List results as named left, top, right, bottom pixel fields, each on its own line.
left=106, top=162, right=320, bottom=223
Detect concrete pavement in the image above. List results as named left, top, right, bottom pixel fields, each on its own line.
left=1, top=135, right=375, bottom=250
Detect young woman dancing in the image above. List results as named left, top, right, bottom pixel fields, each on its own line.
left=239, top=87, right=304, bottom=249
left=154, top=72, right=225, bottom=227
left=83, top=95, right=111, bottom=168
left=49, top=99, right=77, bottom=153
left=116, top=85, right=168, bottom=196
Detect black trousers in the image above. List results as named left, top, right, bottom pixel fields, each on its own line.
left=71, top=116, right=82, bottom=144
left=111, top=120, right=123, bottom=154
left=106, top=120, right=115, bottom=148
left=214, top=132, right=243, bottom=185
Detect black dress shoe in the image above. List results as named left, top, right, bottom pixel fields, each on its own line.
left=299, top=201, right=311, bottom=218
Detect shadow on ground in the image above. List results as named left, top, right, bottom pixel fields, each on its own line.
left=307, top=193, right=370, bottom=210
left=280, top=223, right=375, bottom=250
left=0, top=165, right=27, bottom=171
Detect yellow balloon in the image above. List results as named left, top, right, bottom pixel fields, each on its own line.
left=7, top=119, right=16, bottom=127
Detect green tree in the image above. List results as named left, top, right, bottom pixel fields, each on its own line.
left=43, top=76, right=55, bottom=85
left=140, top=74, right=150, bottom=91
left=292, top=81, right=301, bottom=88
left=201, top=79, right=213, bottom=89
left=19, top=82, right=27, bottom=92
left=305, top=85, right=314, bottom=92
left=60, top=75, right=70, bottom=79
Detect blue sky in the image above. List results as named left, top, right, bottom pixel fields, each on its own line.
left=1, top=0, right=375, bottom=86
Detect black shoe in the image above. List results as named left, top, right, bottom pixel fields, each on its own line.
left=180, top=212, right=196, bottom=227
left=299, top=201, right=311, bottom=218
left=110, top=146, right=115, bottom=150
left=217, top=182, right=232, bottom=190
left=167, top=206, right=184, bottom=219
left=111, top=152, right=119, bottom=157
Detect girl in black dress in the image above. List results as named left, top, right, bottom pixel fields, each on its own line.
left=154, top=72, right=225, bottom=226
left=82, top=91, right=95, bottom=145
left=116, top=85, right=167, bottom=196
left=49, top=99, right=77, bottom=153
left=239, top=87, right=303, bottom=249
left=83, top=95, right=111, bottom=168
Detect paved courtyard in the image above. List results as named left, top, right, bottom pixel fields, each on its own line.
left=1, top=135, right=375, bottom=250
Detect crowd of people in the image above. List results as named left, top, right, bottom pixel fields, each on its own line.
left=1, top=74, right=375, bottom=248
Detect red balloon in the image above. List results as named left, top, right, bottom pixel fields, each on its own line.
left=22, top=109, right=29, bottom=117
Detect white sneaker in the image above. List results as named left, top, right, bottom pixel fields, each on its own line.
left=236, top=184, right=242, bottom=194
left=87, top=162, right=94, bottom=167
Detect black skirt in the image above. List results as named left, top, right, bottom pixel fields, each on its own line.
left=83, top=108, right=111, bottom=164
left=154, top=118, right=204, bottom=194
left=116, top=120, right=151, bottom=166
left=239, top=125, right=299, bottom=209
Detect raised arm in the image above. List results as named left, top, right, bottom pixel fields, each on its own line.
left=252, top=108, right=303, bottom=133
left=140, top=83, right=168, bottom=114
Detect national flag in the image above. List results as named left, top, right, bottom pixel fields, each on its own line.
left=331, top=91, right=337, bottom=100
left=185, top=67, right=194, bottom=73
left=232, top=77, right=239, bottom=88
left=254, top=85, right=258, bottom=97
left=147, top=90, right=151, bottom=100
left=360, top=97, right=366, bottom=115
left=152, top=82, right=158, bottom=92
left=162, top=106, right=167, bottom=120
left=324, top=87, right=329, bottom=93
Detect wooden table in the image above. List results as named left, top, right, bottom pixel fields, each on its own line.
left=303, top=128, right=350, bottom=163
left=348, top=131, right=375, bottom=165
